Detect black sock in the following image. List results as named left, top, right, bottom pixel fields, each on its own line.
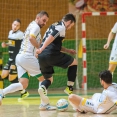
left=41, top=80, right=51, bottom=89
left=67, top=65, right=77, bottom=82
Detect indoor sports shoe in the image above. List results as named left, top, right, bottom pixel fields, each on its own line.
left=64, top=86, right=73, bottom=95
left=21, top=91, right=29, bottom=99
left=38, top=85, right=47, bottom=96
left=38, top=85, right=49, bottom=104
left=39, top=103, right=56, bottom=111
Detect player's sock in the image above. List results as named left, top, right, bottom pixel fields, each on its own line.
left=39, top=81, right=42, bottom=88
left=3, top=82, right=23, bottom=95
left=41, top=80, right=51, bottom=89
left=67, top=65, right=77, bottom=82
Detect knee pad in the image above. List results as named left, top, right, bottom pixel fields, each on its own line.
left=9, top=64, right=18, bottom=82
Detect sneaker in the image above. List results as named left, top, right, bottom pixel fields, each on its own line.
left=0, top=89, right=3, bottom=105
left=39, top=103, right=56, bottom=111
left=38, top=85, right=49, bottom=104
left=64, top=86, right=73, bottom=95
left=21, top=91, right=29, bottom=99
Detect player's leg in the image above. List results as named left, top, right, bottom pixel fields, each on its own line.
left=38, top=54, right=56, bottom=110
left=1, top=63, right=10, bottom=80
left=108, top=47, right=117, bottom=77
left=53, top=52, right=77, bottom=95
left=9, top=63, right=29, bottom=99
left=68, top=94, right=96, bottom=113
left=108, top=63, right=117, bottom=77
left=64, top=58, right=77, bottom=95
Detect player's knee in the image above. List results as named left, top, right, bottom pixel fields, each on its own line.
left=38, top=75, right=45, bottom=81
left=68, top=94, right=76, bottom=102
left=10, top=77, right=19, bottom=83
left=1, top=70, right=9, bottom=79
left=1, top=75, right=8, bottom=79
left=70, top=59, right=78, bottom=66
left=9, top=64, right=18, bottom=82
left=19, top=78, right=29, bottom=89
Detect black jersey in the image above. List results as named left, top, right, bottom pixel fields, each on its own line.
left=41, top=21, right=66, bottom=54
left=8, top=30, right=23, bottom=62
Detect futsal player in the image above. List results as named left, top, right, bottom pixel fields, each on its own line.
left=36, top=13, right=77, bottom=110
left=69, top=70, right=117, bottom=114
left=0, top=11, right=51, bottom=108
left=1, top=19, right=29, bottom=99
left=104, top=22, right=117, bottom=77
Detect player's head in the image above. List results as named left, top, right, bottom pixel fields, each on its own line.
left=36, top=11, right=49, bottom=28
left=99, top=70, right=112, bottom=87
left=12, top=19, right=21, bottom=32
left=62, top=13, right=76, bottom=30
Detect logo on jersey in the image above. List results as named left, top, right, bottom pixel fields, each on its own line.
left=8, top=40, right=15, bottom=47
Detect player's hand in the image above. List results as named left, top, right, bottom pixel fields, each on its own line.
left=67, top=49, right=77, bottom=55
left=103, top=43, right=109, bottom=49
left=36, top=48, right=42, bottom=54
left=35, top=53, right=38, bottom=58
left=1, top=42, right=6, bottom=48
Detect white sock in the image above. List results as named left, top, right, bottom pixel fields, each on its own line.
left=20, top=89, right=26, bottom=94
left=67, top=81, right=74, bottom=86
left=3, top=83, right=23, bottom=95
left=39, top=81, right=42, bottom=88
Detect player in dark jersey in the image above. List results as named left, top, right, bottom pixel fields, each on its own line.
left=36, top=13, right=77, bottom=110
left=1, top=19, right=29, bottom=99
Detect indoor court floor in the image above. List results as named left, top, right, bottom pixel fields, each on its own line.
left=0, top=89, right=117, bottom=117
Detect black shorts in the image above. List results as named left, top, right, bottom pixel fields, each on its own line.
left=38, top=52, right=74, bottom=79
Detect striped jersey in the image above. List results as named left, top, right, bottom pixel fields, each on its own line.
left=19, top=21, right=41, bottom=55
left=41, top=21, right=66, bottom=54
left=8, top=30, right=23, bottom=62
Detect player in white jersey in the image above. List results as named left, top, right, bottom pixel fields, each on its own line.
left=1, top=19, right=29, bottom=99
left=104, top=22, right=117, bottom=76
left=69, top=70, right=117, bottom=114
left=0, top=11, right=50, bottom=107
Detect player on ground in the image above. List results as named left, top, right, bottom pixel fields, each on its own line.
left=69, top=70, right=117, bottom=114
left=36, top=13, right=77, bottom=110
left=1, top=19, right=29, bottom=99
left=104, top=22, right=117, bottom=77
left=0, top=11, right=49, bottom=106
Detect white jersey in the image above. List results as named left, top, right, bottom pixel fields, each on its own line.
left=94, top=83, right=117, bottom=113
left=109, top=22, right=117, bottom=63
left=72, top=83, right=117, bottom=114
left=8, top=30, right=23, bottom=40
left=19, top=21, right=41, bottom=55
left=111, top=22, right=117, bottom=49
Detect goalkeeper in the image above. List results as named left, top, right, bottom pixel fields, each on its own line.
left=1, top=19, right=29, bottom=99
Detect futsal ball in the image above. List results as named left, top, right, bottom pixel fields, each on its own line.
left=56, top=99, right=69, bottom=112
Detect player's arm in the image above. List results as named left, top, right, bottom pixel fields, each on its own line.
left=103, top=31, right=115, bottom=49
left=1, top=42, right=9, bottom=48
left=61, top=47, right=76, bottom=55
left=36, top=35, right=55, bottom=54
left=29, top=35, right=40, bottom=49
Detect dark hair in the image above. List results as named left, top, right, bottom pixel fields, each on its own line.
left=37, top=10, right=49, bottom=18
left=14, top=19, right=21, bottom=24
left=62, top=13, right=76, bottom=23
left=99, top=70, right=112, bottom=84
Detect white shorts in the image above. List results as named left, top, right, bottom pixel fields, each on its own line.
left=72, top=93, right=116, bottom=114
left=72, top=93, right=102, bottom=113
left=109, top=44, right=117, bottom=64
left=16, top=53, right=41, bottom=78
